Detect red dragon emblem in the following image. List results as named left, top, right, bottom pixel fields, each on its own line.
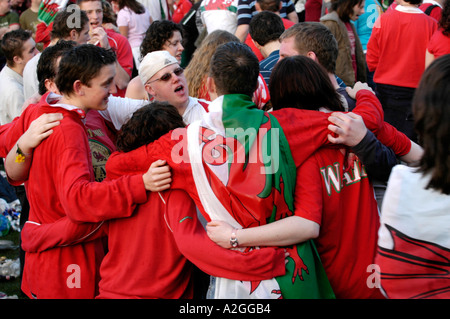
left=376, top=224, right=450, bottom=299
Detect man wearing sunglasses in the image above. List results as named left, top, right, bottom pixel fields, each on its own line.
left=139, top=50, right=209, bottom=125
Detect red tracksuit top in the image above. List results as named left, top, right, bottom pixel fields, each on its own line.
left=6, top=93, right=147, bottom=298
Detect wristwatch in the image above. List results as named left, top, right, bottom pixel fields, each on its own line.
left=230, top=229, right=239, bottom=248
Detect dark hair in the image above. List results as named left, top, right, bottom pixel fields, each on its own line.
left=51, top=8, right=89, bottom=40
left=140, top=20, right=183, bottom=59
left=256, top=0, right=281, bottom=12
left=209, top=42, right=260, bottom=97
left=249, top=11, right=285, bottom=46
left=280, top=22, right=338, bottom=73
left=412, top=54, right=450, bottom=195
left=439, top=0, right=450, bottom=36
left=1, top=29, right=32, bottom=67
left=55, top=44, right=117, bottom=96
left=37, top=40, right=77, bottom=95
left=116, top=102, right=186, bottom=152
left=269, top=55, right=344, bottom=111
left=117, top=0, right=145, bottom=14
left=402, top=0, right=422, bottom=5
left=76, top=0, right=100, bottom=5
left=102, top=0, right=117, bottom=25
left=331, top=0, right=365, bottom=22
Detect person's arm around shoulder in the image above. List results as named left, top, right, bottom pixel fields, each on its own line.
left=167, top=190, right=287, bottom=281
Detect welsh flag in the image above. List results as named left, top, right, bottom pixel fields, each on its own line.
left=187, top=94, right=335, bottom=299
left=38, top=0, right=70, bottom=25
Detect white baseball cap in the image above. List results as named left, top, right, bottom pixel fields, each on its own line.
left=139, top=50, right=179, bottom=85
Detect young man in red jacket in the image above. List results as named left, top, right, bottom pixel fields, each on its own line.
left=3, top=44, right=159, bottom=299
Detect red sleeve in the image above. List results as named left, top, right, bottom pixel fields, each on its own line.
left=351, top=90, right=384, bottom=134
left=35, top=22, right=53, bottom=48
left=271, top=109, right=330, bottom=167
left=54, top=127, right=148, bottom=223
left=108, top=31, right=133, bottom=77
left=272, top=90, right=385, bottom=167
left=293, top=157, right=323, bottom=225
left=375, top=121, right=411, bottom=156
left=21, top=219, right=107, bottom=253
left=166, top=190, right=286, bottom=281
left=349, top=90, right=411, bottom=156
left=0, top=121, right=15, bottom=158
left=366, top=17, right=381, bottom=72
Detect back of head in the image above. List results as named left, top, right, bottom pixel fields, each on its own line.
left=140, top=20, right=183, bottom=58
left=412, top=54, right=450, bottom=194
left=209, top=42, right=260, bottom=97
left=249, top=11, right=285, bottom=46
left=269, top=55, right=344, bottom=111
left=1, top=29, right=32, bottom=67
left=51, top=6, right=89, bottom=40
left=55, top=44, right=116, bottom=96
left=280, top=22, right=338, bottom=74
left=37, top=39, right=78, bottom=95
left=256, top=0, right=282, bottom=12
left=116, top=102, right=186, bottom=152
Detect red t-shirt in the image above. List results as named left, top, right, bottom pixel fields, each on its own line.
left=366, top=7, right=437, bottom=88
left=427, top=28, right=450, bottom=59
left=294, top=148, right=384, bottom=298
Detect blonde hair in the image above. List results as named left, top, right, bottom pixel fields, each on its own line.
left=185, top=30, right=239, bottom=98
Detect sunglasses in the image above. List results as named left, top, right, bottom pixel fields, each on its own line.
left=147, top=67, right=184, bottom=84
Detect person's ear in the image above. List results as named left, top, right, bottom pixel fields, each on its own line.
left=206, top=76, right=218, bottom=100
left=69, top=29, right=79, bottom=41
left=13, top=55, right=22, bottom=67
left=306, top=51, right=318, bottom=62
left=45, top=79, right=59, bottom=94
left=144, top=82, right=156, bottom=97
left=251, top=38, right=262, bottom=50
left=73, top=80, right=85, bottom=96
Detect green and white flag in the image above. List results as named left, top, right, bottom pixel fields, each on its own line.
left=187, top=94, right=335, bottom=299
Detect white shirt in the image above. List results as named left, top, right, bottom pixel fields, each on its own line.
left=181, top=96, right=208, bottom=125
left=0, top=66, right=25, bottom=125
left=378, top=164, right=450, bottom=250
left=137, top=0, right=168, bottom=21
left=200, top=0, right=239, bottom=34
left=23, top=52, right=40, bottom=100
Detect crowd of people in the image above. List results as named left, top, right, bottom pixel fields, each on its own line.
left=0, top=0, right=448, bottom=300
